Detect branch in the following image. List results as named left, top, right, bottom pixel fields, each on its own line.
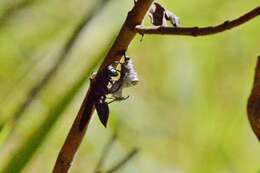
left=134, top=6, right=260, bottom=36
left=106, top=148, right=138, bottom=173
left=247, top=56, right=260, bottom=141
left=52, top=0, right=154, bottom=172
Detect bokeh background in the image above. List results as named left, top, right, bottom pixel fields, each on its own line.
left=0, top=0, right=260, bottom=173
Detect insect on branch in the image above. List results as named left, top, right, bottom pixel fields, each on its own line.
left=52, top=1, right=154, bottom=173
left=53, top=1, right=260, bottom=172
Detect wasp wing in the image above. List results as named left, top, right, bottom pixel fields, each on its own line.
left=95, top=102, right=109, bottom=127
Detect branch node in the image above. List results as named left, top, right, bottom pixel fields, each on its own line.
left=191, top=27, right=199, bottom=36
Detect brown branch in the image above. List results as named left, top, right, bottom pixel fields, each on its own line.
left=134, top=6, right=260, bottom=36
left=52, top=0, right=154, bottom=172
left=106, top=148, right=138, bottom=173
left=247, top=56, right=260, bottom=141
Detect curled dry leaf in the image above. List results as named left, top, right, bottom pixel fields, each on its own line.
left=165, top=10, right=180, bottom=27
left=148, top=2, right=180, bottom=27
left=149, top=2, right=166, bottom=26
left=247, top=56, right=260, bottom=141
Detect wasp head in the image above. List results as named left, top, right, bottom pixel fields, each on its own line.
left=107, top=65, right=118, bottom=77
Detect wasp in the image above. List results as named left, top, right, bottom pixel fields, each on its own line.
left=79, top=54, right=139, bottom=130
left=79, top=64, right=118, bottom=130
left=91, top=64, right=119, bottom=128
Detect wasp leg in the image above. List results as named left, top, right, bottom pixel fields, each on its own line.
left=107, top=95, right=130, bottom=104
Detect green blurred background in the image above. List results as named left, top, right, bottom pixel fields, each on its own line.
left=0, top=0, right=260, bottom=173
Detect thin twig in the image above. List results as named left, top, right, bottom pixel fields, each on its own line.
left=106, top=148, right=138, bottom=173
left=94, top=133, right=117, bottom=173
left=52, top=1, right=154, bottom=172
left=134, top=6, right=260, bottom=36
left=247, top=56, right=260, bottom=141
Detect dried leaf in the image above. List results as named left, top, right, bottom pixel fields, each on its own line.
left=165, top=10, right=180, bottom=27
left=148, top=2, right=180, bottom=27
left=149, top=2, right=166, bottom=26
left=247, top=56, right=260, bottom=141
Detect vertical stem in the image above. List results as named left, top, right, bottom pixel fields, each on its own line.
left=52, top=89, right=94, bottom=172
left=52, top=0, right=154, bottom=172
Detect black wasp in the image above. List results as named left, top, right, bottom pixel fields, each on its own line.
left=79, top=55, right=136, bottom=130
left=91, top=64, right=119, bottom=127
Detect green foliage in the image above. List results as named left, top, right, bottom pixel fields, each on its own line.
left=0, top=121, right=12, bottom=147
left=0, top=0, right=260, bottom=173
left=0, top=49, right=103, bottom=173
